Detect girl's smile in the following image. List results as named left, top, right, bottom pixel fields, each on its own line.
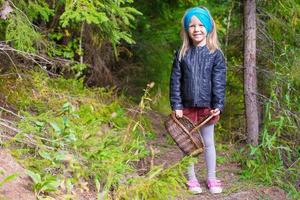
left=188, top=16, right=207, bottom=47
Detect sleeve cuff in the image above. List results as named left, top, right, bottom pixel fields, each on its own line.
left=213, top=104, right=224, bottom=113
left=171, top=104, right=183, bottom=111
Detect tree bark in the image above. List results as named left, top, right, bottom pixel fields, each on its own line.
left=244, top=0, right=259, bottom=146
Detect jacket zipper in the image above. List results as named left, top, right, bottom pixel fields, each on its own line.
left=194, top=48, right=198, bottom=106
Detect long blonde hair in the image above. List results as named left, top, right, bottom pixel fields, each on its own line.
left=179, top=6, right=220, bottom=61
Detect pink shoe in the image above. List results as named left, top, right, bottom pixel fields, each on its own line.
left=207, top=179, right=222, bottom=193
left=187, top=179, right=202, bottom=194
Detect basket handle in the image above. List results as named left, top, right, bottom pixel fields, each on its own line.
left=171, top=112, right=190, bottom=134
left=171, top=112, right=215, bottom=133
left=190, top=114, right=215, bottom=134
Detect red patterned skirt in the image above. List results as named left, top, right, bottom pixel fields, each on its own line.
left=182, top=107, right=220, bottom=125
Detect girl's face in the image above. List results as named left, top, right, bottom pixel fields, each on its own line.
left=188, top=16, right=207, bottom=47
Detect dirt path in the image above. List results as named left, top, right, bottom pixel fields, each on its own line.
left=146, top=111, right=287, bottom=200
left=0, top=149, right=36, bottom=200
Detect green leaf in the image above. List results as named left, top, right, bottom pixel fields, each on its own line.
left=0, top=173, right=19, bottom=187
left=26, top=170, right=41, bottom=184
left=50, top=122, right=61, bottom=135
left=54, top=151, right=67, bottom=161
left=34, top=121, right=45, bottom=127
left=65, top=133, right=77, bottom=142
left=38, top=150, right=52, bottom=160
left=95, top=178, right=101, bottom=192
left=40, top=178, right=60, bottom=192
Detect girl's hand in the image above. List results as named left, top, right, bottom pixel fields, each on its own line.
left=210, top=108, right=220, bottom=116
left=175, top=110, right=183, bottom=118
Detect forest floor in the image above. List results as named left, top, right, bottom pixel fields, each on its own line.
left=0, top=99, right=288, bottom=200
left=143, top=111, right=288, bottom=200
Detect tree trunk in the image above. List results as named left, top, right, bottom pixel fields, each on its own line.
left=244, top=0, right=259, bottom=146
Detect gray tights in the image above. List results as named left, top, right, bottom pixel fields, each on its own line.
left=187, top=124, right=216, bottom=180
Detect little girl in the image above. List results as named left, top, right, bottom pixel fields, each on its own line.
left=169, top=6, right=226, bottom=194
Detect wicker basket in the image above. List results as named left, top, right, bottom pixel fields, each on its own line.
left=164, top=112, right=214, bottom=156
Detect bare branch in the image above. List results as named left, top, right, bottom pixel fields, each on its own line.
left=0, top=43, right=80, bottom=76
left=0, top=106, right=23, bottom=119
left=0, top=47, right=21, bottom=78
left=0, top=133, right=54, bottom=150
left=0, top=118, right=16, bottom=125
left=0, top=120, right=55, bottom=150
left=0, top=121, right=19, bottom=132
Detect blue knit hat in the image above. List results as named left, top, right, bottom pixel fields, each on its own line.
left=183, top=7, right=213, bottom=33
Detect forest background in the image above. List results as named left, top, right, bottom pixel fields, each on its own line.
left=0, top=0, right=299, bottom=199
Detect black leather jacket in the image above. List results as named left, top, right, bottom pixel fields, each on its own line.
left=169, top=45, right=226, bottom=111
